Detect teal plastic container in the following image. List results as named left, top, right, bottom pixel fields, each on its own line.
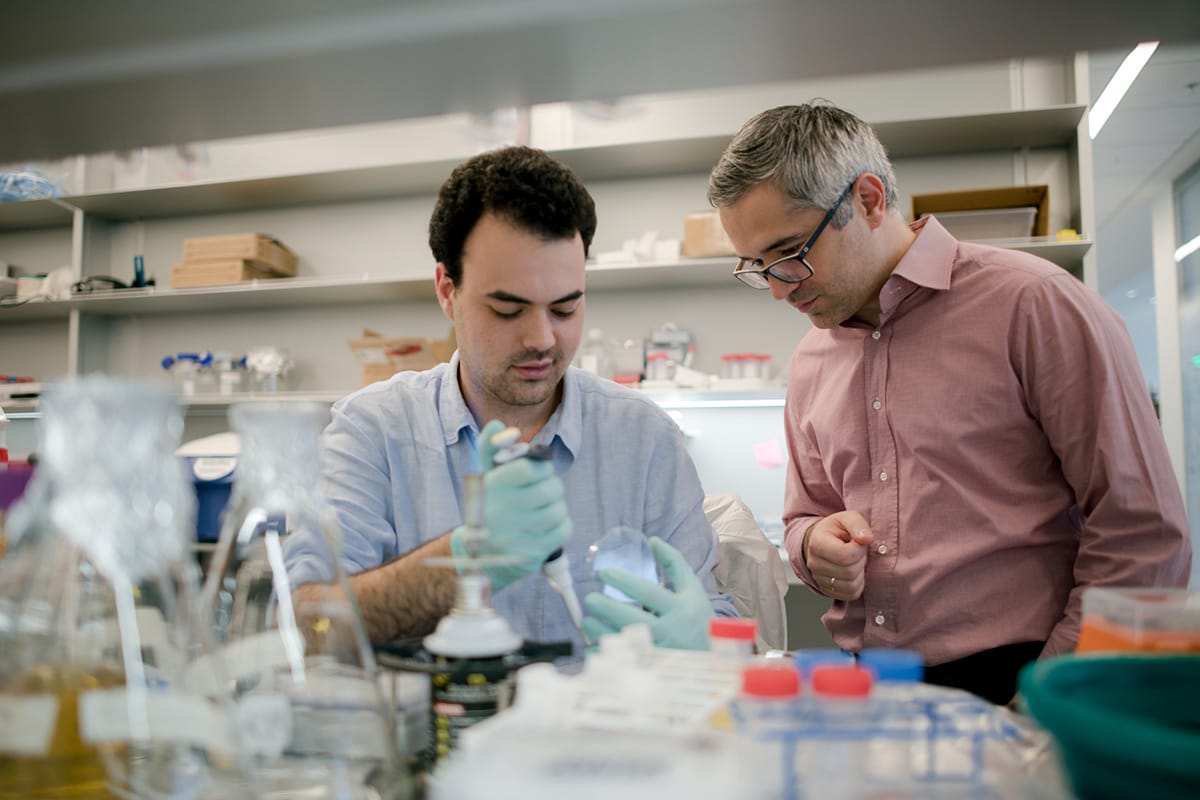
left=1019, top=654, right=1200, bottom=800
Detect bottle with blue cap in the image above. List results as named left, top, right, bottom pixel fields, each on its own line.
left=859, top=647, right=925, bottom=698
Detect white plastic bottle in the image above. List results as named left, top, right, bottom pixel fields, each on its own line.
left=731, top=662, right=804, bottom=800
left=709, top=617, right=757, bottom=662
left=805, top=665, right=874, bottom=798
left=575, top=328, right=612, bottom=378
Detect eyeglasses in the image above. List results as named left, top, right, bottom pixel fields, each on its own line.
left=731, top=181, right=855, bottom=289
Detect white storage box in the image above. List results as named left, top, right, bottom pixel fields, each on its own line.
left=923, top=206, right=1037, bottom=241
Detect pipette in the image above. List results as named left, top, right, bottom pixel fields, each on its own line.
left=489, top=427, right=586, bottom=634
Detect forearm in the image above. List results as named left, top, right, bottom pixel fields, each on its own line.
left=350, top=534, right=458, bottom=642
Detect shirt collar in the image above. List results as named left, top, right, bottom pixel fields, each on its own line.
left=435, top=350, right=581, bottom=459
left=437, top=350, right=478, bottom=449
left=891, top=215, right=955, bottom=291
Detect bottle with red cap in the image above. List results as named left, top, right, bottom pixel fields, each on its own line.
left=709, top=617, right=757, bottom=661
left=804, top=665, right=875, bottom=793
left=732, top=662, right=804, bottom=800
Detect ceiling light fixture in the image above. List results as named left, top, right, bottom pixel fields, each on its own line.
left=1175, top=234, right=1200, bottom=263
left=1088, top=41, right=1159, bottom=140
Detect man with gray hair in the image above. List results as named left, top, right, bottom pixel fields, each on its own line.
left=708, top=102, right=1190, bottom=704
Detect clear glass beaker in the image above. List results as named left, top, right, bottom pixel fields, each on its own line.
left=588, top=525, right=662, bottom=604
left=201, top=401, right=409, bottom=799
left=0, top=375, right=254, bottom=799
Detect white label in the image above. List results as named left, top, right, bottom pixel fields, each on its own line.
left=79, top=688, right=233, bottom=757
left=193, top=456, right=236, bottom=481
left=0, top=694, right=58, bottom=755
left=235, top=693, right=292, bottom=758
left=184, top=630, right=290, bottom=694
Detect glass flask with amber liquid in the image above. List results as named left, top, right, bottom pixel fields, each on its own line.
left=201, top=401, right=409, bottom=799
left=0, top=376, right=254, bottom=799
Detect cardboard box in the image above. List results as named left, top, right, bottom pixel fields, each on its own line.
left=348, top=328, right=456, bottom=386
left=911, top=185, right=1049, bottom=238
left=168, top=259, right=281, bottom=289
left=681, top=211, right=736, bottom=258
left=181, top=233, right=297, bottom=276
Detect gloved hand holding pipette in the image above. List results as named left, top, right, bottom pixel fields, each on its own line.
left=449, top=420, right=573, bottom=592
left=582, top=536, right=714, bottom=650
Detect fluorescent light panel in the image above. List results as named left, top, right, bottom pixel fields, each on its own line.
left=1089, top=41, right=1159, bottom=140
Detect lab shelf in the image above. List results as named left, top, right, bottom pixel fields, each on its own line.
left=0, top=198, right=76, bottom=231
left=0, top=106, right=1085, bottom=224
left=0, top=274, right=433, bottom=322
left=0, top=238, right=1089, bottom=326
left=69, top=274, right=435, bottom=316
left=985, top=237, right=1092, bottom=277
left=0, top=80, right=1095, bottom=394
left=0, top=297, right=73, bottom=321
left=180, top=391, right=351, bottom=413
left=5, top=386, right=790, bottom=419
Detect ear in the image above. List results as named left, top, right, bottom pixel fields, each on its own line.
left=855, top=173, right=889, bottom=229
left=435, top=263, right=456, bottom=320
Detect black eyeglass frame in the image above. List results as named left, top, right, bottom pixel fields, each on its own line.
left=731, top=180, right=856, bottom=289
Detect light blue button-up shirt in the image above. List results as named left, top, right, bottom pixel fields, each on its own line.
left=286, top=352, right=735, bottom=649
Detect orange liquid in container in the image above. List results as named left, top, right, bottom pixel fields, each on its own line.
left=1076, top=617, right=1200, bottom=654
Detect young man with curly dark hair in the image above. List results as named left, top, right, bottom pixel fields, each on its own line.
left=286, top=146, right=735, bottom=652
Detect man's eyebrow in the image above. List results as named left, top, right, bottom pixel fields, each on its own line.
left=762, top=232, right=806, bottom=254
left=486, top=289, right=584, bottom=305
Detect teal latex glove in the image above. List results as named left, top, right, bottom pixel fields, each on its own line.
left=581, top=536, right=714, bottom=650
left=450, top=420, right=572, bottom=591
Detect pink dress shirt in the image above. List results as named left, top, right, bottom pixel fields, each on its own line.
left=784, top=216, right=1191, bottom=666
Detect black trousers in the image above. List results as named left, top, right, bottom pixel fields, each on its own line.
left=923, top=641, right=1045, bottom=705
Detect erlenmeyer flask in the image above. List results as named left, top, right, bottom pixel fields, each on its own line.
left=200, top=401, right=409, bottom=799
left=0, top=376, right=253, bottom=800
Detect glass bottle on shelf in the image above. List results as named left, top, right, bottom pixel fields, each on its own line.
left=0, top=375, right=254, bottom=799
left=574, top=328, right=613, bottom=379
left=200, top=401, right=409, bottom=799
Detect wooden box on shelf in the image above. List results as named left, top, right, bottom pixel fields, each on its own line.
left=180, top=233, right=298, bottom=277
left=349, top=328, right=456, bottom=386
left=681, top=211, right=736, bottom=257
left=168, top=259, right=281, bottom=289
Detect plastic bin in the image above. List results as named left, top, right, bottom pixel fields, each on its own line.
left=1019, top=654, right=1200, bottom=800
left=924, top=206, right=1037, bottom=240
left=1075, top=587, right=1200, bottom=654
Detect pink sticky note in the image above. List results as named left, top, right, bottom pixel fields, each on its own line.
left=754, top=440, right=784, bottom=469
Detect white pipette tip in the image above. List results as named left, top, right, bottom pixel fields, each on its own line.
left=543, top=553, right=585, bottom=633
left=490, top=426, right=521, bottom=448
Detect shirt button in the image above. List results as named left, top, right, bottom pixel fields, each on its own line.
left=877, top=544, right=888, bottom=555
left=879, top=470, right=888, bottom=481
left=874, top=614, right=886, bottom=625
left=871, top=330, right=881, bottom=340
left=872, top=400, right=882, bottom=411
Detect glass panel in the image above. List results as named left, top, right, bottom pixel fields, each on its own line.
left=1175, top=162, right=1200, bottom=585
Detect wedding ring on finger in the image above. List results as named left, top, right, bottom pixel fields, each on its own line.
left=829, top=575, right=837, bottom=590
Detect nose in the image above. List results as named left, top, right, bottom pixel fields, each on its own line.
left=520, top=309, right=556, bottom=353
left=767, top=274, right=795, bottom=301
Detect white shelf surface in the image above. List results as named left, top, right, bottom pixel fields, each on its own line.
left=0, top=237, right=1090, bottom=325
left=5, top=385, right=790, bottom=418
left=0, top=274, right=435, bottom=321
left=0, top=198, right=76, bottom=231
left=0, top=106, right=1085, bottom=226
